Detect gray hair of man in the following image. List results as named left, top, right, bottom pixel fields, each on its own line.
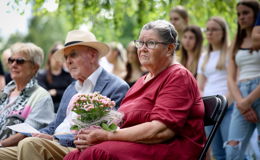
left=10, top=42, right=44, bottom=67
left=141, top=20, right=178, bottom=51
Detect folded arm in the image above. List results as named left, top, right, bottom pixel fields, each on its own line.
left=74, top=120, right=175, bottom=150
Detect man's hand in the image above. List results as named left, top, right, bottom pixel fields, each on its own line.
left=32, top=133, right=54, bottom=140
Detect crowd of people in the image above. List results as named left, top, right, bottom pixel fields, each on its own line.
left=0, top=0, right=259, bottom=160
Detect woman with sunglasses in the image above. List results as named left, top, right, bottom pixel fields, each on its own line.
left=0, top=42, right=55, bottom=146
left=64, top=20, right=205, bottom=160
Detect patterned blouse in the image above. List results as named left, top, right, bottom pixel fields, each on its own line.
left=0, top=78, right=55, bottom=140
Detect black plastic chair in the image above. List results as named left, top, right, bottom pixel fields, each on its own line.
left=198, top=95, right=228, bottom=160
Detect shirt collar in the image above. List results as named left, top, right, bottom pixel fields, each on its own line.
left=75, top=66, right=102, bottom=93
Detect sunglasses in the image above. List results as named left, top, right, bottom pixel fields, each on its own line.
left=8, top=57, right=32, bottom=65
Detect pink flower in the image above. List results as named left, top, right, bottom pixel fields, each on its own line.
left=69, top=92, right=120, bottom=131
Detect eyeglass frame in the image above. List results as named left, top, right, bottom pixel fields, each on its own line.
left=134, top=40, right=170, bottom=49
left=8, top=57, right=33, bottom=65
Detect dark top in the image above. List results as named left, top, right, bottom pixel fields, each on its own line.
left=36, top=69, right=74, bottom=112
left=256, top=11, right=260, bottom=26
left=0, top=61, right=4, bottom=76
left=5, top=72, right=12, bottom=84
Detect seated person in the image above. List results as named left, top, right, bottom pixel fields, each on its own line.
left=64, top=20, right=206, bottom=160
left=0, top=42, right=55, bottom=141
left=0, top=29, right=129, bottom=160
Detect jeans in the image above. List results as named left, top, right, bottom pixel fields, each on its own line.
left=224, top=77, right=260, bottom=160
left=205, top=104, right=234, bottom=160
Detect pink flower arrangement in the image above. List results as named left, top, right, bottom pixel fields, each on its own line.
left=69, top=92, right=123, bottom=132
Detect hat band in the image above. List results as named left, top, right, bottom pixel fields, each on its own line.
left=64, top=41, right=83, bottom=47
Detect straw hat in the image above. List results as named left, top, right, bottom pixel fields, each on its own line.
left=55, top=30, right=109, bottom=58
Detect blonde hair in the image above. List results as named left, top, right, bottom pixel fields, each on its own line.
left=109, top=42, right=127, bottom=78
left=10, top=42, right=44, bottom=67
left=202, top=16, right=229, bottom=71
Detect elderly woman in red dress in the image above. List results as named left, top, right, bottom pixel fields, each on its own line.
left=64, top=20, right=206, bottom=160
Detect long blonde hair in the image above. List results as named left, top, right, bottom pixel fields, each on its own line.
left=202, top=16, right=229, bottom=72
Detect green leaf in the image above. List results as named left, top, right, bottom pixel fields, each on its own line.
left=108, top=123, right=117, bottom=131
left=70, top=125, right=80, bottom=131
left=100, top=122, right=118, bottom=131
left=100, top=123, right=110, bottom=131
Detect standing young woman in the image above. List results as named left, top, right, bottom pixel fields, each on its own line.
left=124, top=41, right=145, bottom=87
left=225, top=1, right=260, bottom=160
left=99, top=42, right=127, bottom=79
left=197, top=16, right=233, bottom=160
left=37, top=43, right=74, bottom=113
left=169, top=5, right=189, bottom=58
left=180, top=25, right=203, bottom=77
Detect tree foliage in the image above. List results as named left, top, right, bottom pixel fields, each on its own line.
left=2, top=0, right=239, bottom=54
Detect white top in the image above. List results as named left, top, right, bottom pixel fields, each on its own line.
left=197, top=51, right=228, bottom=96
left=235, top=49, right=260, bottom=81
left=99, top=57, right=113, bottom=73
left=54, top=67, right=102, bottom=134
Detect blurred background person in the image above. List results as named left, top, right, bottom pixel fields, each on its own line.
left=124, top=41, right=145, bottom=87
left=0, top=61, right=5, bottom=90
left=226, top=1, right=260, bottom=160
left=180, top=25, right=203, bottom=78
left=37, top=43, right=74, bottom=113
left=99, top=42, right=127, bottom=79
left=0, top=42, right=55, bottom=144
left=1, top=48, right=12, bottom=84
left=1, top=43, right=25, bottom=84
left=169, top=5, right=189, bottom=58
left=197, top=16, right=233, bottom=160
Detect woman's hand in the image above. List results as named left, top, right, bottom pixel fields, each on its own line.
left=31, top=133, right=54, bottom=140
left=242, top=108, right=259, bottom=123
left=236, top=98, right=251, bottom=114
left=74, top=129, right=110, bottom=150
left=237, top=98, right=259, bottom=122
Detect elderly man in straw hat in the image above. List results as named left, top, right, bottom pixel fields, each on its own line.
left=0, top=30, right=129, bottom=160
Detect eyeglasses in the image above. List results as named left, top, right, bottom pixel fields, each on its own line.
left=8, top=57, right=32, bottom=65
left=134, top=40, right=169, bottom=49
left=204, top=28, right=222, bottom=33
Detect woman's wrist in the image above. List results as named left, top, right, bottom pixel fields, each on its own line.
left=107, top=130, right=116, bottom=141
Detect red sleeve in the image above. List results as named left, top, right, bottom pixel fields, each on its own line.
left=150, top=68, right=200, bottom=133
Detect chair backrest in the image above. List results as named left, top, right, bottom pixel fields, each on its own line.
left=198, top=95, right=228, bottom=160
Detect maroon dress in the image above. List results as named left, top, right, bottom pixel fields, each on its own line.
left=64, top=64, right=206, bottom=160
